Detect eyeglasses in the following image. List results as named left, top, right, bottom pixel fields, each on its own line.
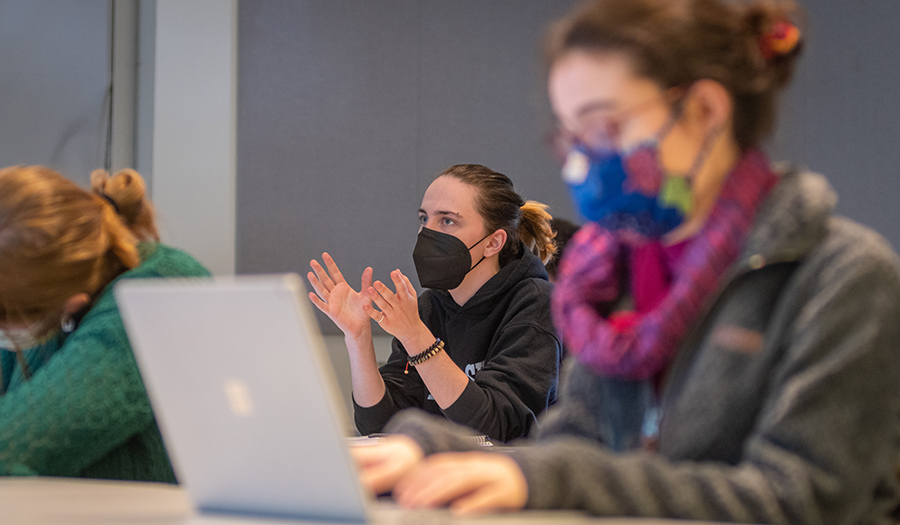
left=547, top=88, right=685, bottom=163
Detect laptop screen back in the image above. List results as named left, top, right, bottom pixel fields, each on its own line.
left=116, top=274, right=369, bottom=523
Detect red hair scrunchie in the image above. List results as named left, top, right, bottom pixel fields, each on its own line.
left=759, top=20, right=801, bottom=60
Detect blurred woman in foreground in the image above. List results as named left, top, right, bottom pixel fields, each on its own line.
left=351, top=1, right=900, bottom=522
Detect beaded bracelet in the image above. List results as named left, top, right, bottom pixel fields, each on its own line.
left=404, top=338, right=444, bottom=374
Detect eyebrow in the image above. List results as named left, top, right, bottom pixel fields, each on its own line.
left=418, top=208, right=463, bottom=220
left=575, top=99, right=617, bottom=120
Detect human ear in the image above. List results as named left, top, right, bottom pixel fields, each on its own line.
left=483, top=229, right=507, bottom=258
left=683, top=79, right=733, bottom=134
left=62, top=293, right=91, bottom=317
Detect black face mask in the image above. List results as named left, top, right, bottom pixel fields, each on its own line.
left=413, top=228, right=491, bottom=290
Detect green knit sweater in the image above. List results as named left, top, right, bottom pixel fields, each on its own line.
left=0, top=243, right=210, bottom=481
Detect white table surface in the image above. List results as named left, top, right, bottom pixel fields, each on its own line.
left=0, top=477, right=732, bottom=525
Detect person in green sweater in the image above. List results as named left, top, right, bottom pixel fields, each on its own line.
left=0, top=165, right=210, bottom=482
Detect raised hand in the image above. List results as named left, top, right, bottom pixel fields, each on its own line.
left=307, top=252, right=374, bottom=339
left=362, top=269, right=433, bottom=352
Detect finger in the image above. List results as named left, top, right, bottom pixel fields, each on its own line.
left=359, top=458, right=406, bottom=495
left=349, top=444, right=383, bottom=468
left=362, top=303, right=385, bottom=322
left=322, top=252, right=347, bottom=285
left=310, top=259, right=335, bottom=292
left=354, top=436, right=424, bottom=495
left=398, top=271, right=417, bottom=299
left=449, top=487, right=508, bottom=517
left=306, top=271, right=329, bottom=301
left=308, top=292, right=329, bottom=314
left=350, top=447, right=388, bottom=491
left=394, top=459, right=459, bottom=508
left=367, top=283, right=392, bottom=308
left=366, top=286, right=391, bottom=312
left=450, top=458, right=527, bottom=516
left=372, top=280, right=398, bottom=306
left=361, top=267, right=374, bottom=291
left=393, top=468, right=441, bottom=508
left=390, top=270, right=406, bottom=297
left=358, top=466, right=386, bottom=495
left=400, top=472, right=469, bottom=509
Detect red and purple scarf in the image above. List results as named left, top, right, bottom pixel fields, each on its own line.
left=552, top=149, right=778, bottom=380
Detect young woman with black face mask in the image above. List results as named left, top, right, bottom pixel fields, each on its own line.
left=307, top=164, right=561, bottom=442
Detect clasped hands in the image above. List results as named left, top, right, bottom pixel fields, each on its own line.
left=351, top=435, right=528, bottom=516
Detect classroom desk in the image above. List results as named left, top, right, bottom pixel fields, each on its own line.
left=0, top=477, right=735, bottom=525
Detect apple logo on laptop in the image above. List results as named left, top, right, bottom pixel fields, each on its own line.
left=224, top=379, right=254, bottom=417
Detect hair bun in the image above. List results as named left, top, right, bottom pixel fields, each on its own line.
left=90, top=168, right=159, bottom=241
left=90, top=168, right=110, bottom=191
left=92, top=169, right=146, bottom=211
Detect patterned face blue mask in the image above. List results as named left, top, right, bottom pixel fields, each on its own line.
left=561, top=138, right=693, bottom=241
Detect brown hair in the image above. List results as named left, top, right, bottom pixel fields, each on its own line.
left=91, top=168, right=159, bottom=241
left=545, top=217, right=581, bottom=280
left=545, top=0, right=803, bottom=150
left=0, top=166, right=157, bottom=335
left=437, top=164, right=557, bottom=267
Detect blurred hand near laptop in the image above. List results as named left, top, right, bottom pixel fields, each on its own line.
left=351, top=435, right=527, bottom=516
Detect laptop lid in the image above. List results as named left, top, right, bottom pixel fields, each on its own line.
left=115, top=274, right=370, bottom=523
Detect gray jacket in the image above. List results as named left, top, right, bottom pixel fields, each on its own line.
left=387, top=170, right=900, bottom=524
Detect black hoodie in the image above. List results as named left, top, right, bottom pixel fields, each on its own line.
left=354, top=245, right=561, bottom=442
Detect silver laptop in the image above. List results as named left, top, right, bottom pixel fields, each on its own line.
left=116, top=274, right=372, bottom=523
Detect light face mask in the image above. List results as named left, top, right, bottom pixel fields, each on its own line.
left=562, top=121, right=694, bottom=241
left=0, top=323, right=45, bottom=352
left=413, top=227, right=490, bottom=290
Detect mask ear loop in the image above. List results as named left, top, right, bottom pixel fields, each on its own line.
left=685, top=125, right=723, bottom=182
left=466, top=231, right=493, bottom=251
left=14, top=343, right=31, bottom=381
left=654, top=111, right=679, bottom=143
left=465, top=231, right=495, bottom=272
left=664, top=84, right=720, bottom=182
left=653, top=90, right=718, bottom=220
left=654, top=84, right=721, bottom=187
left=622, top=96, right=683, bottom=159
left=654, top=85, right=691, bottom=140
left=658, top=125, right=724, bottom=225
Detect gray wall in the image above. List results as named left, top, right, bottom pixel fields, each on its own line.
left=770, top=2, right=900, bottom=245
left=0, top=0, right=110, bottom=185
left=237, top=1, right=580, bottom=334
left=237, top=1, right=900, bottom=339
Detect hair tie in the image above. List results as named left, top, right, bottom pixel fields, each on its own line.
left=759, top=20, right=801, bottom=60
left=98, top=193, right=121, bottom=215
